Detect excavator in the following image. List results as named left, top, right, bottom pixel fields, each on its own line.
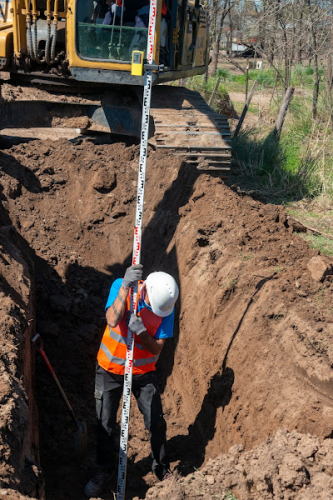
left=0, top=0, right=231, bottom=170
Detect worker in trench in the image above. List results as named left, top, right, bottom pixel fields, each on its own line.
left=85, top=264, right=179, bottom=498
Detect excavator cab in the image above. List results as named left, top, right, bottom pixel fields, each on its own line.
left=69, top=0, right=208, bottom=85
left=69, top=0, right=157, bottom=84
left=76, top=0, right=150, bottom=62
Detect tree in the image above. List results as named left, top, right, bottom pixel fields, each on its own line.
left=207, top=0, right=235, bottom=76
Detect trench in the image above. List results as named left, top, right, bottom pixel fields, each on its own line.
left=2, top=132, right=227, bottom=500
left=29, top=140, right=231, bottom=500
left=2, top=131, right=333, bottom=500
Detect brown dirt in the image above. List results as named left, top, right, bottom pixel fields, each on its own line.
left=0, top=122, right=333, bottom=500
left=0, top=73, right=100, bottom=104
left=145, top=429, right=333, bottom=500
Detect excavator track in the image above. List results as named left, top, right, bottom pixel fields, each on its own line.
left=1, top=83, right=232, bottom=175
left=149, top=85, right=232, bottom=176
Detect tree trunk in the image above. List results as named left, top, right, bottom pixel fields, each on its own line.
left=327, top=40, right=333, bottom=126
left=281, top=22, right=290, bottom=91
left=312, top=25, right=319, bottom=121
left=245, top=65, right=249, bottom=101
left=323, top=24, right=333, bottom=125
left=312, top=54, right=319, bottom=120
left=208, top=77, right=221, bottom=106
left=228, top=0, right=233, bottom=56
left=234, top=81, right=258, bottom=137
left=210, top=22, right=224, bottom=76
left=210, top=40, right=219, bottom=77
left=273, top=87, right=295, bottom=139
left=208, top=0, right=230, bottom=77
left=296, top=9, right=303, bottom=64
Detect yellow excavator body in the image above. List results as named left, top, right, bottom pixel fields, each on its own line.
left=0, top=0, right=208, bottom=85
left=0, top=0, right=233, bottom=171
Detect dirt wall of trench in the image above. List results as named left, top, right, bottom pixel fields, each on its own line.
left=0, top=206, right=42, bottom=498
left=0, top=134, right=333, bottom=499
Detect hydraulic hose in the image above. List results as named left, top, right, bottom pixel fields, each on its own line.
left=119, top=0, right=125, bottom=52
left=45, top=0, right=52, bottom=64
left=120, top=0, right=125, bottom=28
left=110, top=1, right=117, bottom=50
left=24, top=0, right=33, bottom=58
left=31, top=0, right=42, bottom=62
left=50, top=0, right=59, bottom=63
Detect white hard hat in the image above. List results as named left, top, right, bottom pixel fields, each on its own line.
left=146, top=272, right=179, bottom=317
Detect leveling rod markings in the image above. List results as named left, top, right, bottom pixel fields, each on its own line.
left=116, top=1, right=157, bottom=499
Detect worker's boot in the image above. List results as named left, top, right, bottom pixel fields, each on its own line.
left=154, top=464, right=173, bottom=481
left=84, top=467, right=114, bottom=498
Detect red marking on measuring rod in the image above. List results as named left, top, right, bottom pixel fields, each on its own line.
left=116, top=0, right=157, bottom=499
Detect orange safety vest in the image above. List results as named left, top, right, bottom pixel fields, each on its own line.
left=97, top=282, right=162, bottom=375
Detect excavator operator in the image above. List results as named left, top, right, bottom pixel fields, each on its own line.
left=85, top=264, right=179, bottom=498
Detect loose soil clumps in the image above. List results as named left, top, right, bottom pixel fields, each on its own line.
left=0, top=134, right=332, bottom=499
left=145, top=430, right=333, bottom=500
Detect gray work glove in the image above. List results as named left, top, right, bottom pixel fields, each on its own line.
left=122, top=264, right=143, bottom=289
left=126, top=312, right=146, bottom=335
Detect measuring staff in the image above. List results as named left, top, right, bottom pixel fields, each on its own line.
left=84, top=0, right=179, bottom=497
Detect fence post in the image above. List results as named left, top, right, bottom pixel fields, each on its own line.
left=208, top=76, right=221, bottom=107
left=245, top=64, right=249, bottom=101
left=233, top=80, right=258, bottom=137
left=273, top=87, right=294, bottom=139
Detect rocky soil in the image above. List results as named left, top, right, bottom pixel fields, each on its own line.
left=0, top=97, right=333, bottom=500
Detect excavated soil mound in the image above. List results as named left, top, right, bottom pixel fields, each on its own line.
left=0, top=134, right=333, bottom=500
left=146, top=430, right=333, bottom=500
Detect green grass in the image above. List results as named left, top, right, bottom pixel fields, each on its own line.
left=232, top=85, right=333, bottom=201
left=232, top=101, right=244, bottom=114
left=181, top=68, right=333, bottom=218
left=281, top=138, right=302, bottom=174
left=224, top=492, right=238, bottom=500
left=217, top=68, right=233, bottom=81
left=249, top=69, right=276, bottom=87
left=299, top=233, right=333, bottom=256
left=229, top=69, right=276, bottom=88
left=285, top=206, right=333, bottom=256
left=232, top=130, right=283, bottom=177
left=285, top=96, right=313, bottom=136
left=224, top=64, right=324, bottom=92
left=287, top=208, right=333, bottom=229
left=233, top=101, right=259, bottom=115
left=187, top=74, right=228, bottom=96
left=290, top=64, right=325, bottom=86
left=231, top=129, right=291, bottom=194
left=231, top=125, right=331, bottom=202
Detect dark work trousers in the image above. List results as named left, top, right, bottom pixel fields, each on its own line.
left=95, top=364, right=169, bottom=479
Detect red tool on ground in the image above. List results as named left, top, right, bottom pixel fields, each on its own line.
left=31, top=333, right=87, bottom=457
